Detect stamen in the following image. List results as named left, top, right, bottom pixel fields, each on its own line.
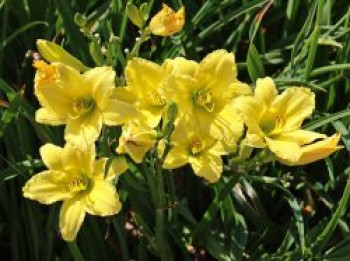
left=274, top=115, right=286, bottom=131
left=194, top=89, right=215, bottom=112
left=72, top=97, right=95, bottom=117
left=148, top=90, right=167, bottom=106
left=190, top=138, right=204, bottom=155
left=68, top=176, right=88, bottom=192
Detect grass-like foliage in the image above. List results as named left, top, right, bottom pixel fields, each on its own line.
left=0, top=0, right=350, bottom=260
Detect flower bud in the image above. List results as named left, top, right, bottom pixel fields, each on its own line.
left=149, top=4, right=185, bottom=37
left=36, top=39, right=88, bottom=72
left=126, top=3, right=143, bottom=28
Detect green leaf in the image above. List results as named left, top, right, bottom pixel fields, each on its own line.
left=323, top=235, right=350, bottom=260
left=286, top=196, right=306, bottom=256
left=192, top=175, right=241, bottom=245
left=311, top=178, right=350, bottom=255
left=0, top=93, right=22, bottom=137
left=304, top=109, right=350, bottom=130
left=1, top=21, right=48, bottom=49
left=247, top=43, right=265, bottom=82
left=0, top=159, right=43, bottom=185
left=53, top=0, right=91, bottom=65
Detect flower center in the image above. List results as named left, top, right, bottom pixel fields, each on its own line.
left=68, top=176, right=89, bottom=193
left=72, top=97, right=95, bottom=117
left=33, top=60, right=57, bottom=86
left=261, top=114, right=286, bottom=136
left=194, top=88, right=214, bottom=112
left=148, top=90, right=167, bottom=106
left=189, top=137, right=204, bottom=155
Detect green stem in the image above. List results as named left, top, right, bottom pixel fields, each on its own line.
left=67, top=241, right=85, bottom=261
left=142, top=161, right=158, bottom=206
left=192, top=174, right=241, bottom=245
left=129, top=27, right=150, bottom=59
left=312, top=178, right=350, bottom=255
left=155, top=159, right=170, bottom=261
left=309, top=64, right=350, bottom=77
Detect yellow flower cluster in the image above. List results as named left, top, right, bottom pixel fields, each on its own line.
left=23, top=39, right=342, bottom=241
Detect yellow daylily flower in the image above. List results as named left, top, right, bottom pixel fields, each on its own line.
left=165, top=50, right=251, bottom=146
left=149, top=4, right=185, bottom=36
left=116, top=121, right=157, bottom=163
left=280, top=134, right=342, bottom=166
left=163, top=116, right=227, bottom=183
left=124, top=58, right=169, bottom=128
left=36, top=39, right=89, bottom=72
left=23, top=143, right=128, bottom=241
left=33, top=61, right=136, bottom=144
left=234, top=77, right=335, bottom=163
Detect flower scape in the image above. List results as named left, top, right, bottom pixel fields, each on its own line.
left=3, top=2, right=346, bottom=260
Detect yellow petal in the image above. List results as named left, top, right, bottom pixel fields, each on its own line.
left=281, top=134, right=342, bottom=166
left=40, top=143, right=64, bottom=170
left=254, top=77, right=278, bottom=106
left=34, top=63, right=72, bottom=116
left=65, top=109, right=103, bottom=145
left=265, top=137, right=302, bottom=162
left=233, top=96, right=266, bottom=134
left=245, top=133, right=266, bottom=148
left=22, top=170, right=71, bottom=204
left=162, top=57, right=199, bottom=77
left=164, top=75, right=197, bottom=114
left=83, top=180, right=122, bottom=216
left=163, top=146, right=189, bottom=169
left=271, top=87, right=315, bottom=131
left=125, top=58, right=163, bottom=95
left=189, top=154, right=223, bottom=183
left=111, top=86, right=137, bottom=105
left=211, top=140, right=232, bottom=155
left=212, top=102, right=244, bottom=142
left=149, top=4, right=185, bottom=36
left=102, top=99, right=137, bottom=126
left=170, top=114, right=198, bottom=145
left=199, top=49, right=237, bottom=78
left=36, top=39, right=88, bottom=72
left=116, top=122, right=157, bottom=163
left=277, top=130, right=327, bottom=145
left=83, top=67, right=115, bottom=110
left=93, top=157, right=128, bottom=182
left=224, top=81, right=252, bottom=100
left=62, top=143, right=95, bottom=177
left=59, top=198, right=86, bottom=241
left=197, top=50, right=237, bottom=93
left=55, top=63, right=88, bottom=98
left=137, top=106, right=164, bottom=128
left=35, top=107, right=67, bottom=125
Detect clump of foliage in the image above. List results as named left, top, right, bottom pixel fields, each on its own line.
left=0, top=0, right=350, bottom=261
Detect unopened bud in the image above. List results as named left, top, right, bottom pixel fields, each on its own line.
left=126, top=3, right=143, bottom=28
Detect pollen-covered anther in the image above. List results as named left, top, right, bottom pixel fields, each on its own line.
left=33, top=60, right=57, bottom=86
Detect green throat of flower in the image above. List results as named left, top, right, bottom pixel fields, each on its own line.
left=72, top=97, right=95, bottom=117
left=260, top=114, right=286, bottom=137
left=194, top=88, right=214, bottom=112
